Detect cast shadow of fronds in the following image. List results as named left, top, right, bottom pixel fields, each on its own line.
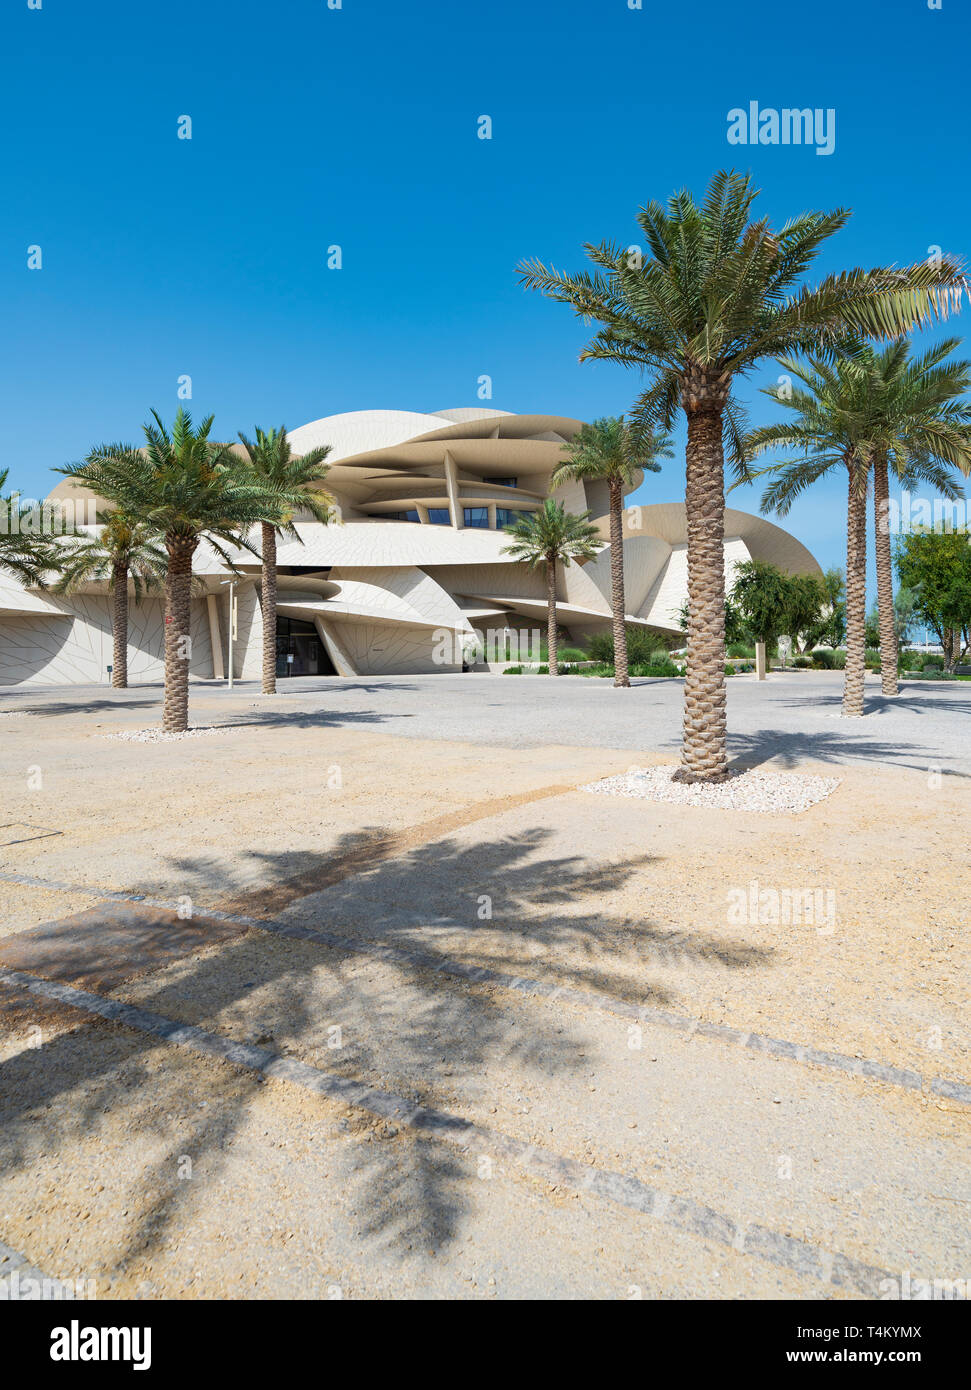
left=0, top=825, right=771, bottom=1282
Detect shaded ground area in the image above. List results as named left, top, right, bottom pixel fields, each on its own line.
left=0, top=676, right=968, bottom=1298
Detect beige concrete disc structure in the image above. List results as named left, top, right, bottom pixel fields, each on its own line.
left=0, top=408, right=820, bottom=684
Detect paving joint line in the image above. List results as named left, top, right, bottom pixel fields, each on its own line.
left=0, top=965, right=905, bottom=1299
left=1, top=867, right=969, bottom=1107
left=0, top=1238, right=87, bottom=1299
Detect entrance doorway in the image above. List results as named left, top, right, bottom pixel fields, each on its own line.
left=275, top=616, right=337, bottom=677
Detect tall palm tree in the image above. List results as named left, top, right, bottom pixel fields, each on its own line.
left=862, top=338, right=971, bottom=695
left=746, top=351, right=965, bottom=715
left=50, top=509, right=167, bottom=688
left=235, top=426, right=335, bottom=695
left=0, top=469, right=60, bottom=586
left=58, top=409, right=282, bottom=732
left=517, top=170, right=965, bottom=779
left=500, top=499, right=601, bottom=675
left=550, top=418, right=673, bottom=687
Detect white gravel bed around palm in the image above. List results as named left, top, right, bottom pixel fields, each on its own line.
left=580, top=765, right=841, bottom=814
left=102, top=727, right=235, bottom=744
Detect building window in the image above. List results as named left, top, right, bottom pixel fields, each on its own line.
left=427, top=508, right=451, bottom=525
left=496, top=507, right=525, bottom=529
left=385, top=510, right=420, bottom=522
left=493, top=477, right=518, bottom=489
left=463, top=507, right=489, bottom=528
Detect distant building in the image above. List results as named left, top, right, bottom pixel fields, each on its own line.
left=0, top=407, right=820, bottom=684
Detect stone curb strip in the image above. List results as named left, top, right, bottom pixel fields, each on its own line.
left=1, top=868, right=968, bottom=1107
left=0, top=965, right=901, bottom=1298
left=0, top=1238, right=83, bottom=1299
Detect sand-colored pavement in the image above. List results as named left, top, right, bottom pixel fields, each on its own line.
left=0, top=678, right=968, bottom=1298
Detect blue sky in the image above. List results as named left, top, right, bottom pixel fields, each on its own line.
left=2, top=0, right=968, bottom=582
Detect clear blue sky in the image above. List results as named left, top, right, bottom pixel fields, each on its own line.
left=2, top=0, right=968, bottom=582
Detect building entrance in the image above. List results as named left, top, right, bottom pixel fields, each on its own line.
left=275, top=616, right=336, bottom=677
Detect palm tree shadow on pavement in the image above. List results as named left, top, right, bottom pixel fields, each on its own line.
left=720, top=724, right=971, bottom=778
left=0, top=826, right=773, bottom=1284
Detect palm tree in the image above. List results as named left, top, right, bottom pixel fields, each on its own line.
left=862, top=338, right=971, bottom=695
left=550, top=418, right=673, bottom=687
left=50, top=509, right=167, bottom=688
left=500, top=500, right=601, bottom=675
left=0, top=469, right=60, bottom=586
left=235, top=427, right=335, bottom=695
left=517, top=170, right=965, bottom=779
left=58, top=409, right=282, bottom=733
left=746, top=351, right=965, bottom=715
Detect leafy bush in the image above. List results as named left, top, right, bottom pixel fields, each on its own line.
left=502, top=666, right=523, bottom=674
left=911, top=667, right=955, bottom=680
left=811, top=648, right=836, bottom=668
left=585, top=632, right=614, bottom=663
left=631, top=658, right=681, bottom=678
left=586, top=626, right=672, bottom=667
left=501, top=634, right=586, bottom=662
left=727, top=641, right=756, bottom=658
left=793, top=655, right=813, bottom=668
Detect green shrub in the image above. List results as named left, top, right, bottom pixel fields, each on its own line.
left=811, top=648, right=836, bottom=669
left=793, top=655, right=813, bottom=668
left=584, top=632, right=612, bottom=664
left=631, top=658, right=681, bottom=678
left=727, top=642, right=756, bottom=659
left=812, top=647, right=846, bottom=669
left=585, top=626, right=672, bottom=667
left=502, top=666, right=523, bottom=674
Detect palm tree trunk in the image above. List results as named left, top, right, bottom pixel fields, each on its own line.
left=261, top=522, right=278, bottom=695
left=609, top=479, right=629, bottom=688
left=842, top=465, right=868, bottom=717
left=111, top=561, right=129, bottom=689
left=546, top=557, right=558, bottom=676
left=163, top=539, right=197, bottom=733
left=943, top=627, right=956, bottom=673
left=676, top=404, right=728, bottom=782
left=872, top=451, right=898, bottom=696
